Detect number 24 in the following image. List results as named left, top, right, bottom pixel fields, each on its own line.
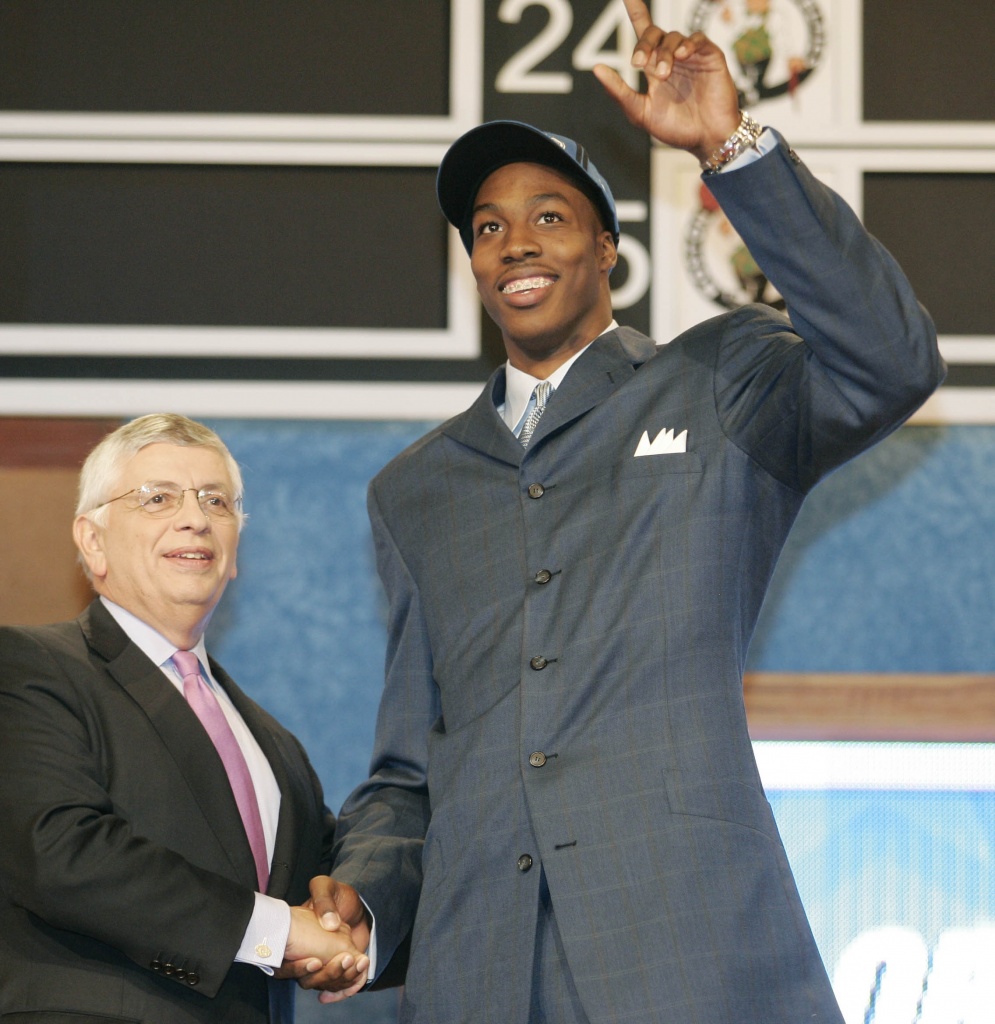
left=496, top=0, right=640, bottom=94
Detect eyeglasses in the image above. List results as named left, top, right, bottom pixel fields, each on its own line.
left=96, top=481, right=242, bottom=520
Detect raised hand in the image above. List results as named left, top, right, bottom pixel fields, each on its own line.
left=592, top=0, right=741, bottom=162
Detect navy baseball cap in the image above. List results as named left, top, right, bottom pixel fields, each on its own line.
left=436, top=120, right=620, bottom=256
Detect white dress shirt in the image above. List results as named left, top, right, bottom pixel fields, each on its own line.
left=498, top=325, right=615, bottom=434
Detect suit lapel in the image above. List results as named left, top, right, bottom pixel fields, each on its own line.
left=442, top=367, right=524, bottom=464
left=529, top=327, right=658, bottom=449
left=211, top=662, right=308, bottom=900
left=444, top=327, right=658, bottom=457
left=80, top=601, right=258, bottom=888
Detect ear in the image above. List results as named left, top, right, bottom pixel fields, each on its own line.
left=73, top=514, right=108, bottom=581
left=598, top=230, right=618, bottom=273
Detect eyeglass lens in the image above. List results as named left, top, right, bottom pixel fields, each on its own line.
left=134, top=482, right=236, bottom=518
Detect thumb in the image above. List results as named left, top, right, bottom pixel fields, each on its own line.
left=308, top=875, right=341, bottom=930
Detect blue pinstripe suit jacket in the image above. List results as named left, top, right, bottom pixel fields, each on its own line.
left=333, top=133, right=944, bottom=1023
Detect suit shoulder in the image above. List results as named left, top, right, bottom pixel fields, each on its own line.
left=369, top=417, right=456, bottom=490
left=644, top=303, right=790, bottom=369
left=0, top=620, right=88, bottom=702
left=0, top=619, right=83, bottom=659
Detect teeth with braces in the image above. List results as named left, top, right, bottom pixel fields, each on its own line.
left=502, top=277, right=552, bottom=294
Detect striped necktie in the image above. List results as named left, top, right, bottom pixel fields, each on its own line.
left=518, top=380, right=553, bottom=448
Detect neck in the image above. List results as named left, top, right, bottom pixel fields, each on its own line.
left=138, top=610, right=208, bottom=652
left=163, top=623, right=207, bottom=652
left=505, top=319, right=611, bottom=379
left=96, top=586, right=211, bottom=652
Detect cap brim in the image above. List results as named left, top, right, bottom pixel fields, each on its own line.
left=436, top=120, right=616, bottom=252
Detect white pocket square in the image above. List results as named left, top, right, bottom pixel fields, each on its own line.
left=634, top=428, right=688, bottom=457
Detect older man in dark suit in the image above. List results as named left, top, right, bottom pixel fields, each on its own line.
left=301, top=2, right=945, bottom=1020
left=0, top=414, right=368, bottom=1023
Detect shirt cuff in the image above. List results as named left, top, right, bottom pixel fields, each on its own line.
left=361, top=895, right=379, bottom=981
left=235, top=893, right=292, bottom=975
left=715, top=127, right=777, bottom=173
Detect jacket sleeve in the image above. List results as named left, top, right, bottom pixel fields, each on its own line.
left=703, top=130, right=945, bottom=493
left=329, top=480, right=436, bottom=982
left=0, top=626, right=255, bottom=998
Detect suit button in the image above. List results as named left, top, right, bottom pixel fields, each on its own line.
left=527, top=483, right=545, bottom=499
left=174, top=968, right=187, bottom=980
left=163, top=962, right=176, bottom=976
left=534, top=569, right=552, bottom=584
left=186, top=972, right=201, bottom=987
left=150, top=958, right=162, bottom=972
left=517, top=854, right=533, bottom=872
left=529, top=656, right=547, bottom=670
left=529, top=751, right=546, bottom=767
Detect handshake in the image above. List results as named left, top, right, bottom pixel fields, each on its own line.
left=277, top=876, right=372, bottom=1003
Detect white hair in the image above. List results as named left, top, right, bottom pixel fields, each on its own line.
left=76, top=413, right=246, bottom=530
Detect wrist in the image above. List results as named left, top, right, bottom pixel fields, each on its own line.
left=699, top=111, right=763, bottom=175
left=286, top=906, right=315, bottom=959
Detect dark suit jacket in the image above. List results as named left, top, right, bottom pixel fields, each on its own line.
left=0, top=599, right=335, bottom=1024
left=330, top=135, right=945, bottom=1023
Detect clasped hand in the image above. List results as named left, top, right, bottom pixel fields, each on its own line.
left=275, top=877, right=371, bottom=1002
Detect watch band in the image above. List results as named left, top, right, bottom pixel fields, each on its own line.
left=700, top=111, right=763, bottom=175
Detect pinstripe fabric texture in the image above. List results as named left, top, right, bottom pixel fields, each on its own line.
left=332, top=133, right=944, bottom=1024
left=530, top=868, right=591, bottom=1024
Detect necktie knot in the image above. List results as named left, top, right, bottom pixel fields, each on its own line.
left=519, top=380, right=553, bottom=448
left=171, top=649, right=200, bottom=679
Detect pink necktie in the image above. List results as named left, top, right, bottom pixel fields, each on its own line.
left=172, top=650, right=269, bottom=891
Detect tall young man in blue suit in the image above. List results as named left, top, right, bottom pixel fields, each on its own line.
left=0, top=414, right=368, bottom=1023
left=303, top=2, right=944, bottom=1020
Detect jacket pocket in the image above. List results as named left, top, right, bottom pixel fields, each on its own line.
left=664, top=774, right=778, bottom=839
left=613, top=451, right=703, bottom=480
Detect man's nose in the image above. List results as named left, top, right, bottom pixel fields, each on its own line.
left=175, top=490, right=211, bottom=528
left=501, top=222, right=540, bottom=260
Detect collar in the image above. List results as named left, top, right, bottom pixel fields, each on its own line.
left=499, top=319, right=619, bottom=431
left=99, top=596, right=210, bottom=678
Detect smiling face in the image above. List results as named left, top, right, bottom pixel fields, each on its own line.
left=469, top=162, right=617, bottom=376
left=74, top=442, right=239, bottom=649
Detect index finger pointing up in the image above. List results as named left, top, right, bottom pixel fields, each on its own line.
left=620, top=0, right=666, bottom=69
left=620, top=0, right=653, bottom=36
